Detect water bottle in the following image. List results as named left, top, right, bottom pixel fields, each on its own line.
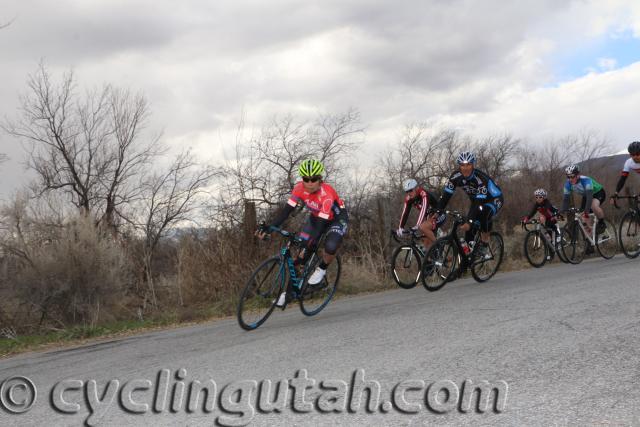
left=459, top=238, right=470, bottom=255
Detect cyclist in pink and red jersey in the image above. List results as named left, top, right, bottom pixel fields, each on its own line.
left=257, top=159, right=348, bottom=306
left=396, top=178, right=445, bottom=251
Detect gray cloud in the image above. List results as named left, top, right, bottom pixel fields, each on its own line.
left=1, top=0, right=639, bottom=199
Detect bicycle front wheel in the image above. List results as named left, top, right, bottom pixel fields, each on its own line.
left=471, top=232, right=504, bottom=282
left=560, top=222, right=586, bottom=264
left=237, top=256, right=284, bottom=331
left=523, top=230, right=548, bottom=268
left=422, top=238, right=458, bottom=292
left=390, top=244, right=422, bottom=289
left=618, top=211, right=640, bottom=258
left=595, top=219, right=617, bottom=259
left=299, top=253, right=340, bottom=316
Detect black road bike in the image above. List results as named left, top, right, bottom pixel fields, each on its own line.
left=613, top=194, right=640, bottom=258
left=522, top=218, right=570, bottom=267
left=390, top=228, right=427, bottom=289
left=421, top=210, right=504, bottom=291
left=237, top=225, right=340, bottom=330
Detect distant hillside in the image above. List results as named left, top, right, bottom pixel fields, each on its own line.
left=579, top=153, right=627, bottom=172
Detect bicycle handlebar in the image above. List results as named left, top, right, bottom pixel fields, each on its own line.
left=257, top=222, right=303, bottom=244
left=390, top=228, right=423, bottom=243
left=611, top=194, right=639, bottom=210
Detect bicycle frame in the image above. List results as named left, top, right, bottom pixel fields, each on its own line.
left=443, top=211, right=488, bottom=269
left=569, top=210, right=611, bottom=247
left=524, top=220, right=560, bottom=252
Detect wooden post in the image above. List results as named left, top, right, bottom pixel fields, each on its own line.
left=376, top=197, right=388, bottom=261
left=243, top=201, right=257, bottom=254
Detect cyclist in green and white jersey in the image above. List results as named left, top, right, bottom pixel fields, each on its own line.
left=562, top=164, right=608, bottom=235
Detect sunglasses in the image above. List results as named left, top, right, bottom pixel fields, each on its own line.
left=302, top=176, right=321, bottom=183
left=567, top=175, right=577, bottom=179
left=535, top=196, right=544, bottom=199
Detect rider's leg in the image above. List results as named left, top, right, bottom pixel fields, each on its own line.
left=478, top=204, right=495, bottom=244
left=591, top=191, right=606, bottom=219
left=419, top=219, right=436, bottom=249
left=309, top=218, right=348, bottom=285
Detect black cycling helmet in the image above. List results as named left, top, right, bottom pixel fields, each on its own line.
left=629, top=141, right=640, bottom=155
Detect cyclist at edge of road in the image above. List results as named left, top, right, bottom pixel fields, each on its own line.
left=256, top=159, right=348, bottom=307
left=437, top=151, right=504, bottom=258
left=610, top=141, right=640, bottom=204
left=561, top=164, right=608, bottom=235
left=396, top=178, right=446, bottom=251
left=522, top=188, right=562, bottom=247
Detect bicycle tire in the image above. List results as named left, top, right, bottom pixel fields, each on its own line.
left=560, top=222, right=586, bottom=264
left=471, top=232, right=504, bottom=282
left=523, top=230, right=548, bottom=268
left=237, top=256, right=283, bottom=331
left=390, top=244, right=422, bottom=289
left=554, top=230, right=570, bottom=263
left=422, top=237, right=458, bottom=292
left=299, top=253, right=340, bottom=316
left=618, top=211, right=640, bottom=259
left=595, top=219, right=617, bottom=259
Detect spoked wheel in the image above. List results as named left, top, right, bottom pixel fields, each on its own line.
left=560, top=222, right=587, bottom=264
left=595, top=219, right=617, bottom=259
left=471, top=232, right=504, bottom=282
left=299, top=252, right=340, bottom=316
left=390, top=245, right=422, bottom=289
left=618, top=212, right=640, bottom=259
left=523, top=230, right=548, bottom=268
left=237, top=257, right=283, bottom=331
left=422, top=238, right=458, bottom=292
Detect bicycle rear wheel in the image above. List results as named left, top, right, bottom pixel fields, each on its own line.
left=560, top=222, right=587, bottom=264
left=595, top=219, right=617, bottom=259
left=618, top=211, right=640, bottom=258
left=523, top=230, right=548, bottom=268
left=471, top=232, right=504, bottom=282
left=237, top=256, right=284, bottom=331
left=422, top=238, right=458, bottom=292
left=390, top=244, right=422, bottom=289
left=299, top=252, right=340, bottom=316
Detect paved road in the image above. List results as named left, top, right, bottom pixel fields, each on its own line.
left=1, top=256, right=639, bottom=426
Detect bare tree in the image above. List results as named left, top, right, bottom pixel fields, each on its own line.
left=379, top=123, right=463, bottom=192
left=0, top=17, right=15, bottom=29
left=2, top=64, right=162, bottom=231
left=474, top=134, right=521, bottom=181
left=99, top=88, right=163, bottom=232
left=136, top=150, right=220, bottom=307
left=215, top=110, right=362, bottom=226
left=561, top=129, right=613, bottom=172
left=2, top=65, right=109, bottom=215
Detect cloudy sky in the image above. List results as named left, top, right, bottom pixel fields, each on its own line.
left=1, top=0, right=640, bottom=198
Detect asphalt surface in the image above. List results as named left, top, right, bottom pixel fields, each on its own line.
left=1, top=255, right=639, bottom=426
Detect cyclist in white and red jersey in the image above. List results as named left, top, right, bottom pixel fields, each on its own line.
left=610, top=141, right=640, bottom=203
left=396, top=178, right=445, bottom=250
left=257, top=159, right=348, bottom=306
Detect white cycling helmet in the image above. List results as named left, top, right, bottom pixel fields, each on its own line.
left=534, top=188, right=547, bottom=198
left=403, top=178, right=418, bottom=192
left=565, top=164, right=580, bottom=176
left=457, top=151, right=476, bottom=164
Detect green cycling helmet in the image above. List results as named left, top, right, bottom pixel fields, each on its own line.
left=298, top=159, right=324, bottom=177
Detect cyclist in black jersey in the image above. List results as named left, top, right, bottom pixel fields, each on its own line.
left=437, top=151, right=504, bottom=255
